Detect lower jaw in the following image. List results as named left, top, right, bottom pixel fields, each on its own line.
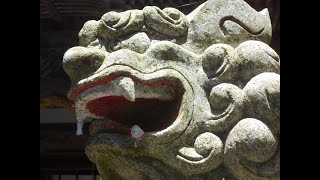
left=87, top=149, right=168, bottom=180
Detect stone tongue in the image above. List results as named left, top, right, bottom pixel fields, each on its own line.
left=115, top=76, right=135, bottom=102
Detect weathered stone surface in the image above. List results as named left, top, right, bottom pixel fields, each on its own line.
left=63, top=0, right=280, bottom=179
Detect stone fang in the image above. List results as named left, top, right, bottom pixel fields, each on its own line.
left=76, top=121, right=84, bottom=136
left=130, top=125, right=145, bottom=139
left=115, top=76, right=135, bottom=102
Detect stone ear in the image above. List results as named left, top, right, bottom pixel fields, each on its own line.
left=175, top=132, right=224, bottom=175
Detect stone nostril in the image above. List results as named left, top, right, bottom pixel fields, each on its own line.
left=63, top=46, right=106, bottom=83
left=81, top=58, right=91, bottom=66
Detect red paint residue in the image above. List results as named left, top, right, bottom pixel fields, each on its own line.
left=69, top=74, right=120, bottom=100
left=69, top=74, right=183, bottom=100
left=86, top=96, right=181, bottom=132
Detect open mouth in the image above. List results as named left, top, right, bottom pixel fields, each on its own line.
left=72, top=74, right=184, bottom=137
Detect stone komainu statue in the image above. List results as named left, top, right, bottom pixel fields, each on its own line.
left=63, top=0, right=280, bottom=179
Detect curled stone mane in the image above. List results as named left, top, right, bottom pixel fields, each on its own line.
left=63, top=0, right=280, bottom=179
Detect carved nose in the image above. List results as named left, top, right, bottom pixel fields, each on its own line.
left=63, top=46, right=106, bottom=82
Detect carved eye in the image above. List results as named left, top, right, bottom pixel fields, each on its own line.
left=63, top=46, right=106, bottom=82
left=145, top=41, right=195, bottom=64
left=201, top=44, right=239, bottom=88
left=202, top=46, right=227, bottom=79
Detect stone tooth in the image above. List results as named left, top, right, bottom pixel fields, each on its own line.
left=76, top=121, right=84, bottom=136
left=130, top=125, right=145, bottom=139
left=259, top=8, right=269, bottom=16
left=75, top=108, right=87, bottom=136
left=115, top=76, right=135, bottom=102
left=75, top=106, right=87, bottom=122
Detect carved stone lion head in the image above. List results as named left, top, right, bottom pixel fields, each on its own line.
left=63, top=0, right=280, bottom=179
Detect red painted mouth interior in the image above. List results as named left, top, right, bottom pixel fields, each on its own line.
left=84, top=78, right=184, bottom=134
left=87, top=96, right=181, bottom=133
